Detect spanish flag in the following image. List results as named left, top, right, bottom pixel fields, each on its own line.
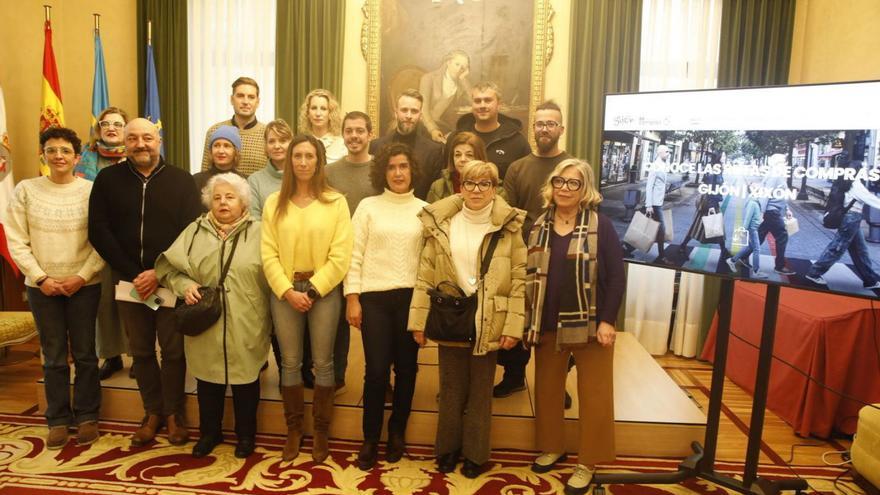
left=39, top=19, right=65, bottom=176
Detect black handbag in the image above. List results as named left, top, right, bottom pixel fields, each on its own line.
left=424, top=231, right=500, bottom=343
left=174, top=230, right=241, bottom=337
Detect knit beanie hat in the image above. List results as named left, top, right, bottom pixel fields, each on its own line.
left=210, top=125, right=242, bottom=151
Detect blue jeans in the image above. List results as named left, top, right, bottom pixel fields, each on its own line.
left=731, top=226, right=760, bottom=271
left=270, top=282, right=342, bottom=387
left=28, top=284, right=101, bottom=427
left=808, top=211, right=879, bottom=286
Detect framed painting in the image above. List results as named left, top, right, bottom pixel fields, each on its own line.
left=361, top=0, right=554, bottom=143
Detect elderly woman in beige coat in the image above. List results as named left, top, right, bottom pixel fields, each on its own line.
left=156, top=172, right=270, bottom=460
left=409, top=160, right=526, bottom=478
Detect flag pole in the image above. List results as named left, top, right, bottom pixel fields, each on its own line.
left=93, top=13, right=100, bottom=34
left=147, top=20, right=152, bottom=46
left=43, top=5, right=50, bottom=22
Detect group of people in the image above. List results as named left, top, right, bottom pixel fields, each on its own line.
left=7, top=75, right=625, bottom=495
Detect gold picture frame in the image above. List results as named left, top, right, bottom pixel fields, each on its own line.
left=361, top=0, right=554, bottom=145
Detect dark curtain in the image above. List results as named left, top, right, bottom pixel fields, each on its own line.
left=275, top=0, right=346, bottom=130
left=696, top=0, right=796, bottom=355
left=136, top=0, right=189, bottom=170
left=567, top=0, right=643, bottom=178
left=717, top=0, right=796, bottom=88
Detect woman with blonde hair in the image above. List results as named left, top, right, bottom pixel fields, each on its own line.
left=298, top=89, right=346, bottom=162
left=261, top=133, right=353, bottom=463
left=409, top=159, right=526, bottom=478
left=524, top=158, right=625, bottom=495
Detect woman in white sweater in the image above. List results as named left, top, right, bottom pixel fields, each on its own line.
left=6, top=127, right=105, bottom=450
left=345, top=143, right=427, bottom=470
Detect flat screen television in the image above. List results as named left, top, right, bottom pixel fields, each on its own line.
left=599, top=80, right=880, bottom=299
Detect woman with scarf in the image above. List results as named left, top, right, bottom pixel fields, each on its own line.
left=155, top=173, right=271, bottom=459
left=74, top=107, right=130, bottom=381
left=427, top=131, right=487, bottom=203
left=524, top=158, right=625, bottom=495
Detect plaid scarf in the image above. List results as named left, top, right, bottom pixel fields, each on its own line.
left=524, top=206, right=599, bottom=350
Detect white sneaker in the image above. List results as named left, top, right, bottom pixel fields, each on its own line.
left=864, top=281, right=880, bottom=290
left=805, top=274, right=827, bottom=285
left=725, top=258, right=737, bottom=272
left=564, top=464, right=595, bottom=495
left=751, top=269, right=767, bottom=279
left=531, top=452, right=566, bottom=473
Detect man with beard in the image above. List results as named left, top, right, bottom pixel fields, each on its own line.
left=200, top=77, right=267, bottom=176
left=495, top=100, right=571, bottom=400
left=369, top=89, right=443, bottom=200
left=89, top=118, right=201, bottom=446
left=323, top=111, right=382, bottom=392
left=456, top=81, right=531, bottom=180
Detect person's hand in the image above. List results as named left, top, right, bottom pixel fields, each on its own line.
left=412, top=331, right=426, bottom=347
left=283, top=288, right=313, bottom=313
left=596, top=321, right=617, bottom=347
left=346, top=295, right=362, bottom=329
left=645, top=209, right=653, bottom=218
left=133, top=269, right=158, bottom=299
left=184, top=283, right=202, bottom=305
left=39, top=278, right=62, bottom=297
left=499, top=335, right=520, bottom=350
left=430, top=129, right=446, bottom=144
left=58, top=275, right=86, bottom=296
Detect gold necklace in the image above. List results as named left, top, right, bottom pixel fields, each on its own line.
left=556, top=210, right=578, bottom=225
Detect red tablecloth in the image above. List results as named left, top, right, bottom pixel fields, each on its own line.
left=701, top=282, right=880, bottom=438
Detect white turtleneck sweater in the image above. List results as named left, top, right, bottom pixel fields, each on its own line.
left=344, top=189, right=428, bottom=295
left=449, top=200, right=494, bottom=295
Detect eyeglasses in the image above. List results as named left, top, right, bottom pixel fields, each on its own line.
left=43, top=146, right=75, bottom=156
left=462, top=180, right=495, bottom=192
left=99, top=121, right=125, bottom=129
left=534, top=121, right=560, bottom=130
left=550, top=176, right=583, bottom=191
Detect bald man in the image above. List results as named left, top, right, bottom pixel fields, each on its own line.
left=88, top=118, right=202, bottom=446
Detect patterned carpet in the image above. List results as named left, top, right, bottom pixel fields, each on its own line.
left=0, top=413, right=859, bottom=495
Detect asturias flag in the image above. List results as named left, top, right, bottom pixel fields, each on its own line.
left=40, top=19, right=65, bottom=176
left=91, top=30, right=110, bottom=127
left=0, top=86, right=21, bottom=277
left=144, top=41, right=164, bottom=156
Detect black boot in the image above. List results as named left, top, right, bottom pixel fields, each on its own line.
left=98, top=356, right=123, bottom=380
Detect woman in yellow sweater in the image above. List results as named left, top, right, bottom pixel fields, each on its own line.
left=261, top=134, right=353, bottom=463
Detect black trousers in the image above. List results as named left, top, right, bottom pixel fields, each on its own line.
left=497, top=344, right=531, bottom=382
left=196, top=378, right=260, bottom=439
left=360, top=288, right=419, bottom=442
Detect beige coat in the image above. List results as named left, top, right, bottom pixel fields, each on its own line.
left=408, top=195, right=526, bottom=355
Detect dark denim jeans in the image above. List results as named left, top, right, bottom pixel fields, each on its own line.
left=808, top=211, right=879, bottom=285
left=758, top=209, right=788, bottom=270
left=28, top=284, right=101, bottom=427
left=360, top=288, right=419, bottom=442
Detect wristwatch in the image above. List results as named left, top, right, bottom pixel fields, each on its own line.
left=306, top=284, right=320, bottom=300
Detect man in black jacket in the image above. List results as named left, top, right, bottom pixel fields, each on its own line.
left=456, top=81, right=531, bottom=180
left=88, top=118, right=201, bottom=447
left=369, top=89, right=443, bottom=200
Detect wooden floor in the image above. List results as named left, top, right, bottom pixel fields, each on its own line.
left=3, top=333, right=852, bottom=469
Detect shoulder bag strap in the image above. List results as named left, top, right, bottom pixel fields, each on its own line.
left=478, top=230, right=502, bottom=280
left=218, top=231, right=242, bottom=287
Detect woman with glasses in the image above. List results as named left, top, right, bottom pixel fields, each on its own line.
left=74, top=107, right=131, bottom=381
left=6, top=127, right=105, bottom=449
left=261, top=134, right=353, bottom=463
left=409, top=160, right=526, bottom=478
left=427, top=131, right=487, bottom=203
left=524, top=159, right=625, bottom=495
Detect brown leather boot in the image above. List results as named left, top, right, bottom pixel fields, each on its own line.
left=311, top=385, right=335, bottom=463
left=280, top=385, right=304, bottom=461
left=131, top=414, right=162, bottom=446
left=166, top=413, right=190, bottom=446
